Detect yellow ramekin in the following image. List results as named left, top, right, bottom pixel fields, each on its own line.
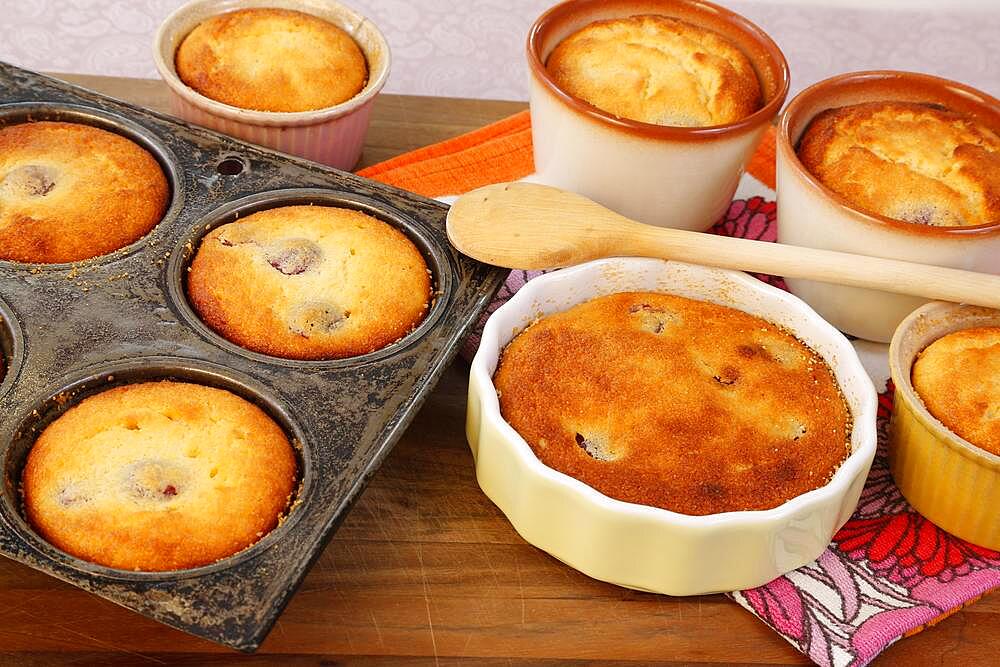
left=888, top=302, right=1000, bottom=549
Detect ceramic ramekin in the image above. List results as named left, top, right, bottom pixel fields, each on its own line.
left=777, top=71, right=1000, bottom=343
left=888, top=302, right=1000, bottom=549
left=153, top=0, right=390, bottom=170
left=527, top=0, right=789, bottom=231
left=468, top=258, right=877, bottom=594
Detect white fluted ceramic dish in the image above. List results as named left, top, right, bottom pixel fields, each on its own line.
left=467, top=258, right=877, bottom=594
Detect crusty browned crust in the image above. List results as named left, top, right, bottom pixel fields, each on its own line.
left=0, top=121, right=169, bottom=264
left=22, top=381, right=298, bottom=571
left=797, top=101, right=1000, bottom=226
left=912, top=326, right=1000, bottom=456
left=494, top=292, right=851, bottom=516
left=187, top=205, right=431, bottom=360
left=545, top=15, right=761, bottom=126
left=176, top=8, right=368, bottom=112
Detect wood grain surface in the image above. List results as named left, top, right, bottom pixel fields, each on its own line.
left=0, top=73, right=994, bottom=666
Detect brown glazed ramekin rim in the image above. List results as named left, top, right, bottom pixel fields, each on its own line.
left=778, top=70, right=1000, bottom=238
left=526, top=0, right=790, bottom=142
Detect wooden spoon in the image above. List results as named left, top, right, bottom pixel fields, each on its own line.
left=446, top=182, right=1000, bottom=310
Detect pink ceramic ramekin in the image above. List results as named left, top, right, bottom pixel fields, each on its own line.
left=154, top=0, right=390, bottom=171
left=527, top=0, right=789, bottom=231
left=776, top=71, right=1000, bottom=343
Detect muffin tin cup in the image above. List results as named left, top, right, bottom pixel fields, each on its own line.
left=1, top=357, right=313, bottom=581
left=527, top=0, right=789, bottom=231
left=0, top=101, right=185, bottom=270
left=166, top=187, right=453, bottom=369
left=468, top=258, right=878, bottom=595
left=888, top=302, right=1000, bottom=550
left=153, top=0, right=391, bottom=170
left=0, top=294, right=23, bottom=401
left=776, top=70, right=1000, bottom=343
left=0, top=62, right=506, bottom=650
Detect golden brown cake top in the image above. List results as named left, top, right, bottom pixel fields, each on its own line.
left=545, top=15, right=761, bottom=127
left=912, top=326, right=1000, bottom=456
left=0, top=121, right=169, bottom=264
left=22, top=381, right=298, bottom=571
left=494, top=292, right=851, bottom=516
left=176, top=8, right=368, bottom=112
left=187, top=205, right=431, bottom=360
left=797, top=101, right=1000, bottom=227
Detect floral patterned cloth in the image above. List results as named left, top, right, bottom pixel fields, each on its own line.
left=462, top=195, right=1000, bottom=667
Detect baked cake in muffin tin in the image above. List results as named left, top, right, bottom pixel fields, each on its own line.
left=187, top=204, right=432, bottom=360
left=22, top=381, right=298, bottom=571
left=0, top=121, right=169, bottom=264
left=0, top=61, right=507, bottom=650
left=494, top=291, right=851, bottom=516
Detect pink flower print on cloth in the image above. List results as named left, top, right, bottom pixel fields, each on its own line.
left=731, top=385, right=999, bottom=667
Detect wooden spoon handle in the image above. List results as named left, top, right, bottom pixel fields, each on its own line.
left=626, top=224, right=1000, bottom=310
left=447, top=182, right=1000, bottom=310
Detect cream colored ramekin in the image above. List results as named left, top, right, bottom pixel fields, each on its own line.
left=527, top=0, right=789, bottom=231
left=777, top=71, right=1000, bottom=343
left=888, top=302, right=1000, bottom=549
left=467, top=258, right=877, bottom=594
left=153, top=0, right=390, bottom=170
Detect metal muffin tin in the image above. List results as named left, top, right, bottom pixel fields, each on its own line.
left=0, top=63, right=507, bottom=651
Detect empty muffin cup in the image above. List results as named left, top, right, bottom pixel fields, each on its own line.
left=776, top=71, right=1000, bottom=342
left=0, top=294, right=22, bottom=399
left=527, top=0, right=789, bottom=231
